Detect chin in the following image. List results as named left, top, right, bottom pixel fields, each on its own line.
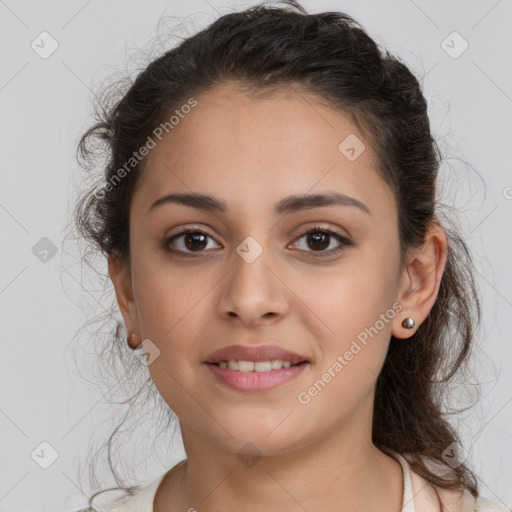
left=213, top=421, right=310, bottom=458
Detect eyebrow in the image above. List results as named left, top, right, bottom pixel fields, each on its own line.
left=148, top=191, right=371, bottom=216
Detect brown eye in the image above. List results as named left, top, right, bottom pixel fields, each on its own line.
left=163, top=225, right=352, bottom=259
left=304, top=231, right=330, bottom=251
left=165, top=230, right=220, bottom=254
left=292, top=226, right=352, bottom=256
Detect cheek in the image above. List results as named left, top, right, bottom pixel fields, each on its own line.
left=132, top=253, right=209, bottom=338
left=295, top=274, right=397, bottom=425
left=132, top=269, right=202, bottom=414
left=306, top=247, right=400, bottom=392
left=130, top=257, right=217, bottom=389
left=319, top=261, right=397, bottom=342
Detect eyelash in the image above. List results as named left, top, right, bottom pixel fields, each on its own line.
left=163, top=225, right=352, bottom=258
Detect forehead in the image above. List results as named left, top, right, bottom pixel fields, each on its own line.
left=133, top=82, right=396, bottom=218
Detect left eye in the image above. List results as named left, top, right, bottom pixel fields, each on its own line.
left=291, top=227, right=351, bottom=255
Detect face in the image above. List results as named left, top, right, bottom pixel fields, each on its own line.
left=113, top=82, right=407, bottom=458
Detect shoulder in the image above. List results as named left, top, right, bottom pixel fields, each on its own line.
left=71, top=495, right=512, bottom=512
left=474, top=496, right=512, bottom=512
left=404, top=454, right=510, bottom=512
left=72, top=463, right=180, bottom=512
left=71, top=491, right=512, bottom=512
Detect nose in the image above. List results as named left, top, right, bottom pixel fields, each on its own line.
left=217, top=242, right=289, bottom=327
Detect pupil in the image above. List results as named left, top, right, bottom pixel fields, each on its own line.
left=186, top=233, right=207, bottom=251
left=308, top=232, right=329, bottom=251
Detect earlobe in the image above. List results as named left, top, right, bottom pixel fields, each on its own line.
left=392, top=222, right=448, bottom=339
left=108, top=252, right=141, bottom=348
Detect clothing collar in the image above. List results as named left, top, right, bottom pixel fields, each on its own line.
left=109, top=452, right=477, bottom=512
left=387, top=450, right=476, bottom=512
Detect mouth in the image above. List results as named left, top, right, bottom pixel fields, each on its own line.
left=205, top=343, right=310, bottom=367
left=205, top=360, right=310, bottom=392
left=205, top=360, right=309, bottom=372
left=204, top=344, right=311, bottom=391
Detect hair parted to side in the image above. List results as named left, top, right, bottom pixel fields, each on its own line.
left=72, top=0, right=482, bottom=508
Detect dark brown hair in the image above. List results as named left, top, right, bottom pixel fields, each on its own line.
left=73, top=1, right=482, bottom=509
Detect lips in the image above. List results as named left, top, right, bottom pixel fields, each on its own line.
left=205, top=344, right=309, bottom=365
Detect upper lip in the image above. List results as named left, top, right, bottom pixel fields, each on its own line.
left=205, top=344, right=309, bottom=365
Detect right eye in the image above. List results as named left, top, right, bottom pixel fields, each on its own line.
left=164, top=229, right=221, bottom=256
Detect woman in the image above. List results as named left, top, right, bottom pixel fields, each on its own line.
left=72, top=1, right=510, bottom=510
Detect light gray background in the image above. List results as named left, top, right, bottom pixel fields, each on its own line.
left=1, top=0, right=511, bottom=510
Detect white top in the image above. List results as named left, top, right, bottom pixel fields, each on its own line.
left=77, top=452, right=511, bottom=512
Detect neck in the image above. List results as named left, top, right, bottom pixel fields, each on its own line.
left=154, top=426, right=404, bottom=511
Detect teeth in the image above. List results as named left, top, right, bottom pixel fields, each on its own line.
left=238, top=360, right=254, bottom=372
left=270, top=359, right=282, bottom=370
left=217, top=359, right=296, bottom=371
left=254, top=361, right=272, bottom=372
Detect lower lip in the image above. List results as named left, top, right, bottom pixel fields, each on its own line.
left=205, top=362, right=309, bottom=392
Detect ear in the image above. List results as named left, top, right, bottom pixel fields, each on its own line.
left=392, top=221, right=448, bottom=339
left=108, top=252, right=142, bottom=349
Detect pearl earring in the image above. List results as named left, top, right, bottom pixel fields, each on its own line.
left=401, top=317, right=415, bottom=329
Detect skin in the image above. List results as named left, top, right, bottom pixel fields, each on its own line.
left=108, top=82, right=448, bottom=511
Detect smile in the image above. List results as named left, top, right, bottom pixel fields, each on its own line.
left=215, top=359, right=299, bottom=371
left=205, top=361, right=310, bottom=391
